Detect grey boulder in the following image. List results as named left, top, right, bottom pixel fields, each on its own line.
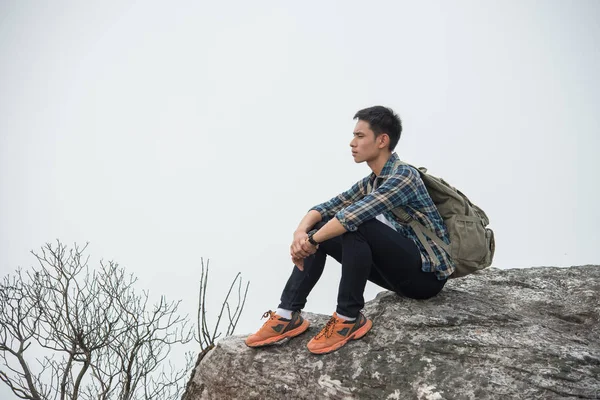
left=183, top=265, right=600, bottom=399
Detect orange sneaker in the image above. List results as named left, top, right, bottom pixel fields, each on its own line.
left=307, top=312, right=372, bottom=354
left=245, top=310, right=310, bottom=347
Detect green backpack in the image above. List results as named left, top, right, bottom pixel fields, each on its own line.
left=379, top=160, right=495, bottom=278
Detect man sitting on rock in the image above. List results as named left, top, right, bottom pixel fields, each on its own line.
left=245, top=105, right=455, bottom=354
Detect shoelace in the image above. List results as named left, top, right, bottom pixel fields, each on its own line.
left=315, top=315, right=338, bottom=339
left=262, top=310, right=276, bottom=320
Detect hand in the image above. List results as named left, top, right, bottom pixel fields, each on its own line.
left=300, top=238, right=318, bottom=256
left=290, top=230, right=310, bottom=260
left=292, top=238, right=319, bottom=271
left=293, top=256, right=304, bottom=271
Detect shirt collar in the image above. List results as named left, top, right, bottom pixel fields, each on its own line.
left=370, top=152, right=400, bottom=184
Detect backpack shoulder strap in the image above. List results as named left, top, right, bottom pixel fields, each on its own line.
left=385, top=160, right=451, bottom=262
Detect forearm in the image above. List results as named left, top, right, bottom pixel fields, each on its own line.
left=295, top=210, right=322, bottom=233
left=311, top=217, right=347, bottom=243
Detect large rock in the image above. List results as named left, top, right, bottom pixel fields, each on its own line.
left=183, top=266, right=600, bottom=399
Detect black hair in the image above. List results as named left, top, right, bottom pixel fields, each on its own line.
left=353, top=106, right=402, bottom=151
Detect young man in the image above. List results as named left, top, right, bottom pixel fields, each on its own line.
left=245, top=106, right=455, bottom=354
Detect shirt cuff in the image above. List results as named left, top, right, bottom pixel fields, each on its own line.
left=335, top=209, right=358, bottom=232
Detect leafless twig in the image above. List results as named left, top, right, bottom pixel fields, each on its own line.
left=194, top=258, right=249, bottom=351
left=0, top=241, right=192, bottom=400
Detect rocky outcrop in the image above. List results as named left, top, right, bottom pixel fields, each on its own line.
left=183, top=266, right=600, bottom=399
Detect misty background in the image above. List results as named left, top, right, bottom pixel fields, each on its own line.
left=1, top=1, right=599, bottom=397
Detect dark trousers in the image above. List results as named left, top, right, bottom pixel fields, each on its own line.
left=278, top=218, right=447, bottom=318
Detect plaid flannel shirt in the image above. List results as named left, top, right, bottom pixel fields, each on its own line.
left=309, top=152, right=455, bottom=280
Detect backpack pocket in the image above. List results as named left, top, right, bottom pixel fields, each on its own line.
left=447, top=215, right=488, bottom=263
left=483, top=228, right=495, bottom=267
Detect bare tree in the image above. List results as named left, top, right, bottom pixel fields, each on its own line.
left=0, top=241, right=193, bottom=400
left=180, top=258, right=249, bottom=399
left=194, top=258, right=249, bottom=355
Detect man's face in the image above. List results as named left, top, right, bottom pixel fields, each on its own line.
left=350, top=120, right=386, bottom=163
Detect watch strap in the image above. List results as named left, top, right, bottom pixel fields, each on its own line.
left=307, top=229, right=319, bottom=246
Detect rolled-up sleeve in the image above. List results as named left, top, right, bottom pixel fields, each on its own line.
left=309, top=178, right=368, bottom=220
left=335, top=166, right=418, bottom=231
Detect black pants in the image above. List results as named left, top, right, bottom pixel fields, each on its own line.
left=278, top=218, right=447, bottom=318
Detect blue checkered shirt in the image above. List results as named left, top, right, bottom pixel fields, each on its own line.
left=309, top=152, right=455, bottom=280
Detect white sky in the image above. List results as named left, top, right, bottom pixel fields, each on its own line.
left=1, top=1, right=599, bottom=397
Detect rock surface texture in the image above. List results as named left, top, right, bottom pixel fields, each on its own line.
left=183, top=266, right=600, bottom=399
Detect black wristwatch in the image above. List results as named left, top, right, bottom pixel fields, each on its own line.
left=307, top=230, right=319, bottom=247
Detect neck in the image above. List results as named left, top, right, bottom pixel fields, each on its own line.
left=367, top=151, right=392, bottom=176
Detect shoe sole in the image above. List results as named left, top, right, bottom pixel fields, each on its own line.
left=308, top=319, right=373, bottom=355
left=246, top=319, right=310, bottom=348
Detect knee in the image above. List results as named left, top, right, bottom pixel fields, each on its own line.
left=343, top=219, right=378, bottom=239
left=356, top=218, right=379, bottom=232
left=341, top=226, right=367, bottom=244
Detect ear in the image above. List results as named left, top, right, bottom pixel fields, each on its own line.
left=378, top=134, right=389, bottom=149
